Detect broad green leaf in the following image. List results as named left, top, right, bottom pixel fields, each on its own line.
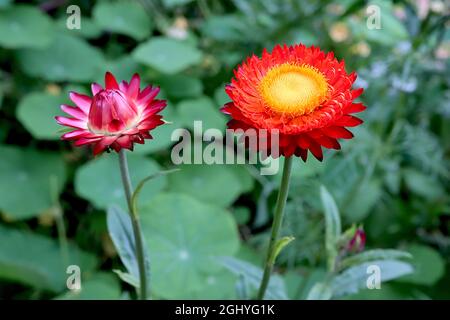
left=232, top=207, right=251, bottom=225
left=190, top=271, right=238, bottom=299
left=16, top=92, right=68, bottom=140
left=331, top=260, right=413, bottom=298
left=157, top=75, right=203, bottom=98
left=18, top=34, right=104, bottom=82
left=214, top=84, right=230, bottom=106
left=177, top=96, right=227, bottom=131
left=0, top=0, right=11, bottom=8
left=277, top=28, right=318, bottom=47
left=167, top=164, right=250, bottom=207
left=403, top=168, right=445, bottom=200
left=139, top=193, right=240, bottom=299
left=202, top=15, right=246, bottom=42
left=344, top=179, right=382, bottom=222
left=397, top=244, right=445, bottom=286
left=56, top=17, right=102, bottom=39
left=0, top=5, right=54, bottom=49
left=0, top=145, right=66, bottom=219
left=162, top=0, right=194, bottom=8
left=93, top=1, right=152, bottom=40
left=320, top=186, right=341, bottom=271
left=0, top=225, right=96, bottom=292
left=55, top=273, right=121, bottom=300
left=107, top=205, right=150, bottom=292
left=219, top=256, right=288, bottom=300
left=340, top=249, right=412, bottom=270
left=75, top=153, right=166, bottom=210
left=95, top=56, right=140, bottom=85
left=133, top=37, right=203, bottom=74
left=348, top=1, right=408, bottom=46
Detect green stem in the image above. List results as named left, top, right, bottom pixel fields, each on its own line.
left=118, top=150, right=148, bottom=300
left=257, top=156, right=293, bottom=300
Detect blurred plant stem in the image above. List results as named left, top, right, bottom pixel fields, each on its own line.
left=118, top=150, right=148, bottom=300
left=257, top=156, right=293, bottom=300
left=50, top=175, right=69, bottom=268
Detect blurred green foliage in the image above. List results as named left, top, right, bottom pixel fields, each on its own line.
left=0, top=0, right=449, bottom=299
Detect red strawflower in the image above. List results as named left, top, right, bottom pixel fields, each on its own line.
left=55, top=72, right=166, bottom=155
left=221, top=44, right=366, bottom=161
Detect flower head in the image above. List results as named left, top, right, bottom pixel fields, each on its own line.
left=221, top=44, right=366, bottom=161
left=56, top=72, right=166, bottom=155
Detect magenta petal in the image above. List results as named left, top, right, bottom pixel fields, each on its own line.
left=91, top=83, right=103, bottom=95
left=55, top=116, right=87, bottom=129
left=62, top=130, right=88, bottom=140
left=69, top=92, right=92, bottom=114
left=119, top=81, right=129, bottom=92
left=74, top=137, right=101, bottom=146
left=138, top=86, right=160, bottom=105
left=61, top=104, right=87, bottom=119
left=127, top=74, right=140, bottom=99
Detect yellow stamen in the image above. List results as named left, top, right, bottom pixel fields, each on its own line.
left=259, top=63, right=329, bottom=115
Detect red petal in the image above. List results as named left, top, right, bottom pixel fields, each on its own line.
left=351, top=88, right=364, bottom=99
left=316, top=136, right=341, bottom=150
left=334, top=115, right=363, bottom=127
left=115, top=135, right=133, bottom=150
left=283, top=143, right=296, bottom=157
left=105, top=71, right=119, bottom=90
left=345, top=102, right=366, bottom=114
left=297, top=134, right=311, bottom=149
left=296, top=148, right=308, bottom=162
left=322, top=126, right=354, bottom=139
left=92, top=136, right=117, bottom=156
left=309, top=141, right=323, bottom=161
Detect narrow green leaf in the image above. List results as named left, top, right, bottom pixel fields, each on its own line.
left=106, top=205, right=151, bottom=294
left=113, top=269, right=139, bottom=288
left=339, top=249, right=412, bottom=270
left=306, top=282, right=333, bottom=300
left=320, top=186, right=342, bottom=271
left=269, top=236, right=295, bottom=265
left=331, top=260, right=414, bottom=298
left=235, top=274, right=249, bottom=300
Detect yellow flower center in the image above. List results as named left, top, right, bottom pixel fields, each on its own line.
left=259, top=63, right=329, bottom=115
